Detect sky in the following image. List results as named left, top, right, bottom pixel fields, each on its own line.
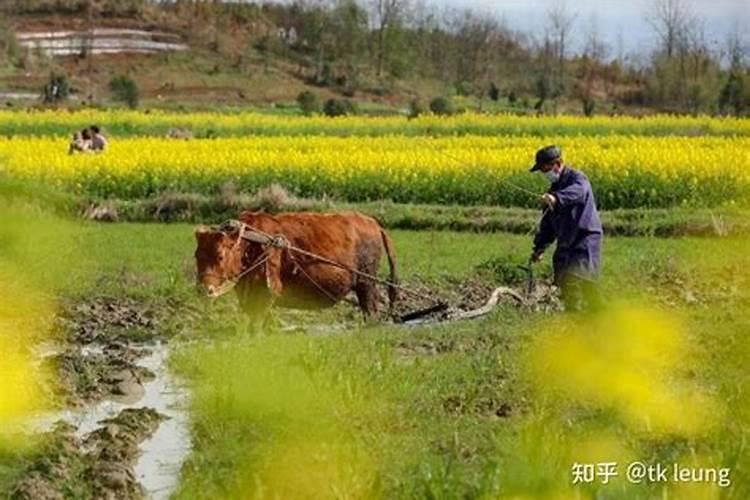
left=428, top=0, right=749, bottom=57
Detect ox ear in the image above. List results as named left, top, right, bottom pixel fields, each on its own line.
left=218, top=220, right=240, bottom=232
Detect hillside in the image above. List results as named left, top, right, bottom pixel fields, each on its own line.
left=0, top=0, right=746, bottom=115
left=0, top=10, right=442, bottom=111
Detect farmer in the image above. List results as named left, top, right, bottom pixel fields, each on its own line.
left=529, top=145, right=603, bottom=311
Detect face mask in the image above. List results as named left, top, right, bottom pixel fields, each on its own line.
left=543, top=170, right=560, bottom=183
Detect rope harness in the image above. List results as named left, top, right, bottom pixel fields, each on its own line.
left=204, top=220, right=440, bottom=307
left=205, top=138, right=551, bottom=297
left=204, top=252, right=271, bottom=298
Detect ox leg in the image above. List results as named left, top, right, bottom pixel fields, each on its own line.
left=237, top=285, right=276, bottom=336
left=355, top=281, right=379, bottom=322
left=355, top=244, right=382, bottom=322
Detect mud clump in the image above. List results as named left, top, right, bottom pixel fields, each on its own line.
left=383, top=278, right=446, bottom=319
left=11, top=423, right=83, bottom=500
left=385, top=275, right=551, bottom=323
left=16, top=297, right=182, bottom=499
left=46, top=297, right=170, bottom=406
left=11, top=409, right=166, bottom=500
left=57, top=297, right=159, bottom=344
left=84, top=408, right=167, bottom=499
left=48, top=342, right=155, bottom=406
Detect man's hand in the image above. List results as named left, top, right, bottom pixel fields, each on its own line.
left=540, top=193, right=557, bottom=208
left=531, top=248, right=544, bottom=263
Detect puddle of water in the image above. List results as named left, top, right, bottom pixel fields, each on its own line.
left=133, top=343, right=192, bottom=500
left=24, top=341, right=191, bottom=500
left=80, top=344, right=104, bottom=357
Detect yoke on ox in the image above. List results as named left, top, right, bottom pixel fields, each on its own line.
left=194, top=211, right=399, bottom=326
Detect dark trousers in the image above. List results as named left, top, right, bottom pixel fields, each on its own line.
left=553, top=232, right=603, bottom=312
left=557, top=272, right=603, bottom=312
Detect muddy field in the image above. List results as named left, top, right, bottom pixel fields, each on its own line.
left=11, top=273, right=550, bottom=499
left=4, top=218, right=748, bottom=499
left=11, top=298, right=191, bottom=500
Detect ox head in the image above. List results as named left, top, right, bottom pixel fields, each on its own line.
left=194, top=222, right=246, bottom=297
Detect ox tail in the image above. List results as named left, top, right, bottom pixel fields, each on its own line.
left=379, top=227, right=399, bottom=309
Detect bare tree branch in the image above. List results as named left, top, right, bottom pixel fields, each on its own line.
left=644, top=0, right=694, bottom=58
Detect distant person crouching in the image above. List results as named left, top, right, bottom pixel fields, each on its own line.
left=90, top=125, right=108, bottom=151
left=68, top=130, right=91, bottom=154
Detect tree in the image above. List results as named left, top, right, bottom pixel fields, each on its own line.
left=323, top=98, right=357, bottom=116
left=452, top=9, right=498, bottom=93
left=719, top=29, right=748, bottom=116
left=0, top=18, right=19, bottom=67
left=329, top=0, right=369, bottom=92
left=407, top=98, right=425, bottom=118
left=546, top=0, right=577, bottom=95
left=370, top=0, right=409, bottom=77
left=645, top=0, right=693, bottom=59
left=532, top=33, right=555, bottom=111
left=429, top=96, right=454, bottom=115
left=109, top=75, right=140, bottom=108
left=297, top=91, right=321, bottom=115
left=575, top=14, right=609, bottom=116
left=489, top=82, right=500, bottom=102
left=719, top=71, right=746, bottom=116
left=42, top=73, right=71, bottom=104
left=279, top=0, right=331, bottom=84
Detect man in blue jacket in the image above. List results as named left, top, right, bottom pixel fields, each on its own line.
left=530, top=145, right=603, bottom=311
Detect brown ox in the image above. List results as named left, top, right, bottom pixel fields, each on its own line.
left=194, top=211, right=398, bottom=324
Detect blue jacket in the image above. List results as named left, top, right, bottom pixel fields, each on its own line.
left=533, top=166, right=603, bottom=280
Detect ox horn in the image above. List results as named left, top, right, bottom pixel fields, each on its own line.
left=195, top=224, right=212, bottom=235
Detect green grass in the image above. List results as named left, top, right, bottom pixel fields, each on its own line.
left=2, top=213, right=749, bottom=498
left=162, top=227, right=750, bottom=499
left=109, top=193, right=750, bottom=237
left=62, top=223, right=750, bottom=498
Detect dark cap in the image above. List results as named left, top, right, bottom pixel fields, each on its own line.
left=530, top=145, right=562, bottom=172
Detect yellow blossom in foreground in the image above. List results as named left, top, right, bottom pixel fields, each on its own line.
left=528, top=306, right=723, bottom=437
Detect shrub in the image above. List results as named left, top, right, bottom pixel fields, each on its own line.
left=429, top=96, right=455, bottom=116
left=407, top=98, right=425, bottom=119
left=581, top=96, right=596, bottom=116
left=42, top=73, right=70, bottom=103
left=489, top=82, right=500, bottom=102
left=719, top=71, right=746, bottom=116
left=296, top=91, right=321, bottom=116
left=323, top=98, right=357, bottom=117
left=109, top=75, right=140, bottom=109
left=454, top=80, right=473, bottom=97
